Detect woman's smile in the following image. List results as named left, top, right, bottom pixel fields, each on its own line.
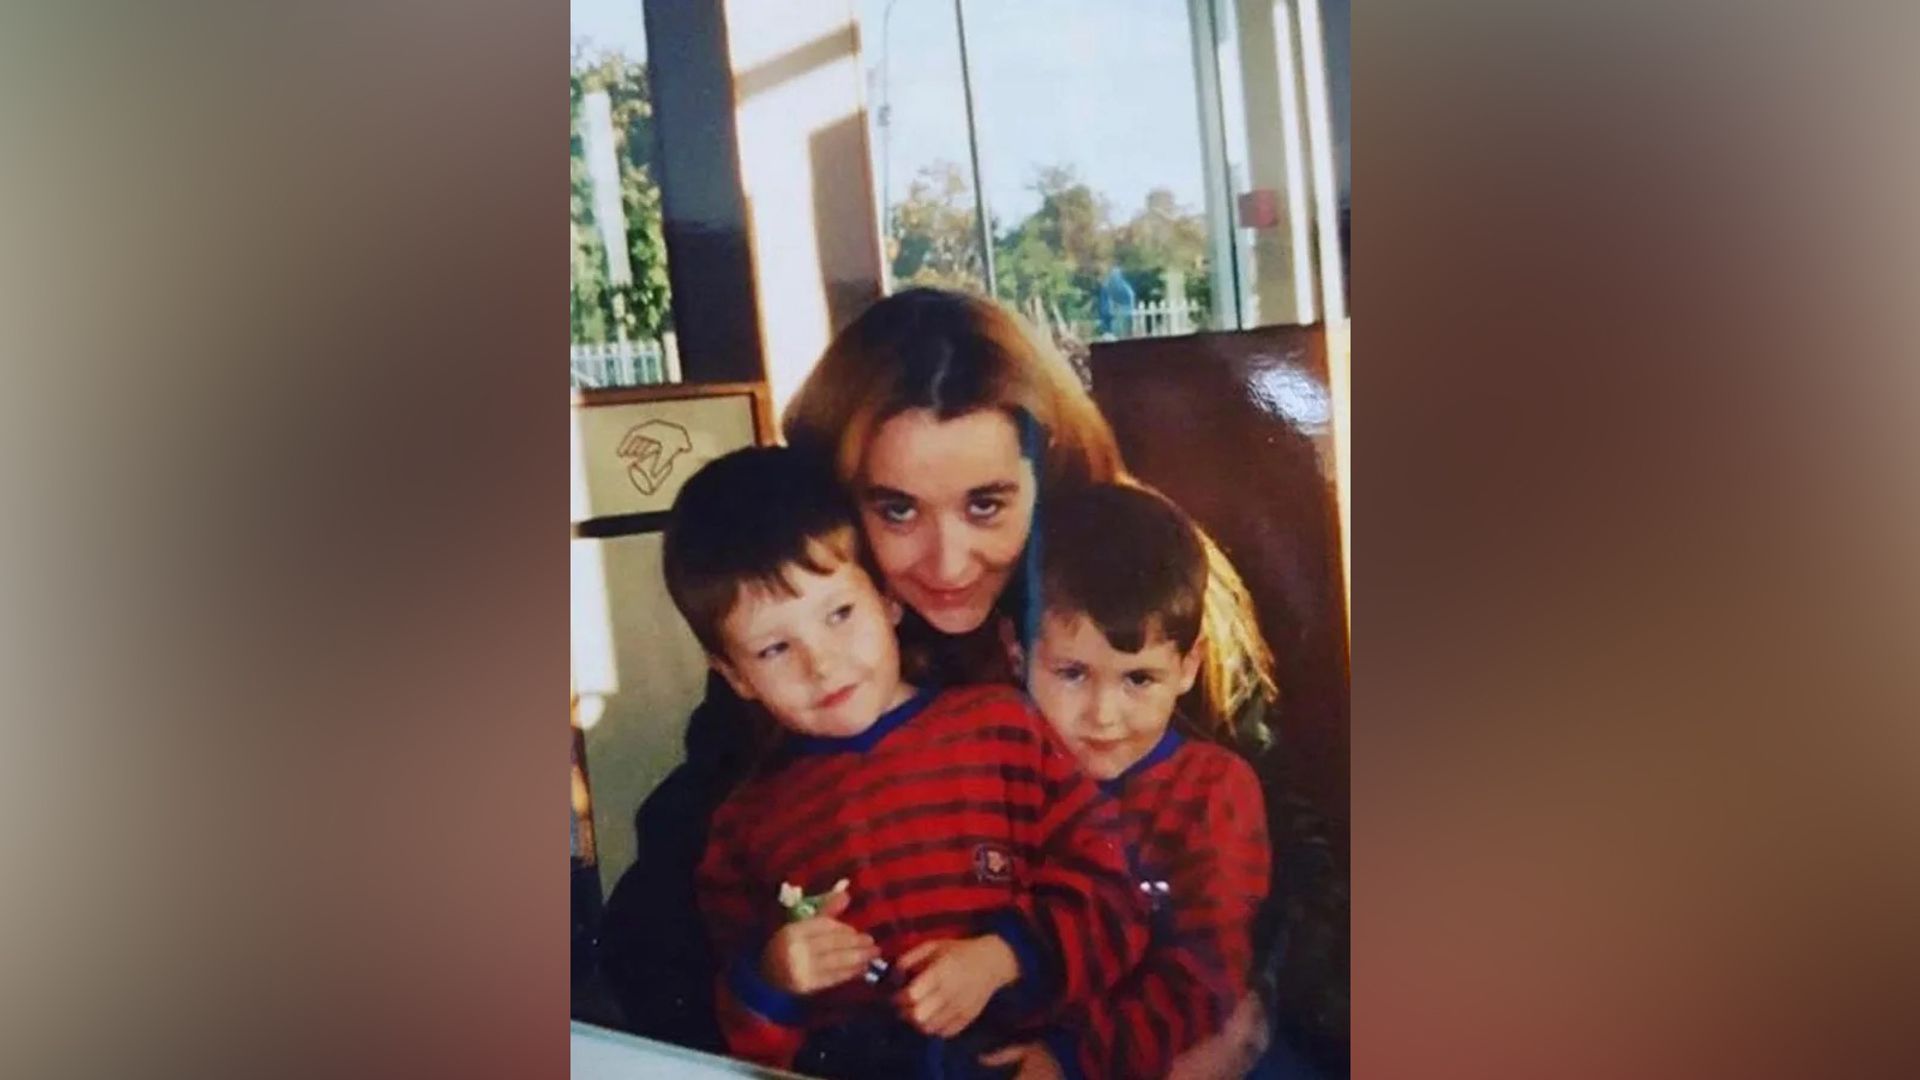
left=859, top=408, right=1037, bottom=636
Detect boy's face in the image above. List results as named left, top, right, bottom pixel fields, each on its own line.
left=1029, top=612, right=1201, bottom=780
left=713, top=552, right=909, bottom=739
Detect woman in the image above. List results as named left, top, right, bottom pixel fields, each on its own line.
left=785, top=288, right=1279, bottom=1077
left=603, top=287, right=1279, bottom=1072
left=783, top=286, right=1276, bottom=733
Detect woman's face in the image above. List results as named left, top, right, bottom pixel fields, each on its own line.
left=858, top=408, right=1037, bottom=635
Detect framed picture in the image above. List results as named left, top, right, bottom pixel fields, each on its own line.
left=571, top=382, right=775, bottom=529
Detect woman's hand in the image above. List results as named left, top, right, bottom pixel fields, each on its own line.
left=759, top=888, right=880, bottom=994
left=979, top=1041, right=1067, bottom=1080
left=892, top=934, right=1020, bottom=1037
left=1166, top=993, right=1269, bottom=1080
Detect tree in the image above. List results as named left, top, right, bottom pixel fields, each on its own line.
left=1023, top=165, right=1116, bottom=275
left=887, top=161, right=987, bottom=292
left=885, top=162, right=1218, bottom=333
left=995, top=227, right=1080, bottom=324
left=571, top=47, right=673, bottom=345
left=1114, top=187, right=1210, bottom=306
left=993, top=165, right=1115, bottom=327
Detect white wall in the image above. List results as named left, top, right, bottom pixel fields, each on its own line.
left=725, top=0, right=885, bottom=419
left=573, top=533, right=712, bottom=897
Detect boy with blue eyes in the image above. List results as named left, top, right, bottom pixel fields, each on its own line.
left=661, top=446, right=1147, bottom=1078
left=983, top=483, right=1271, bottom=1080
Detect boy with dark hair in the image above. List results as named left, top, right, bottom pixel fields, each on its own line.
left=986, top=483, right=1272, bottom=1080
left=661, top=446, right=1147, bottom=1078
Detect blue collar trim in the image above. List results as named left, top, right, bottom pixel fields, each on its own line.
left=789, top=685, right=933, bottom=756
left=1097, top=728, right=1184, bottom=795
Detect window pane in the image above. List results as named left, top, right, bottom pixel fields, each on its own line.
left=962, top=0, right=1218, bottom=338
left=1323, top=0, right=1350, bottom=311
left=1215, top=0, right=1349, bottom=324
left=571, top=0, right=677, bottom=389
left=860, top=0, right=988, bottom=295
left=858, top=0, right=1349, bottom=334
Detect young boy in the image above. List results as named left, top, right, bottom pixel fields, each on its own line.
left=662, top=446, right=1147, bottom=1078
left=985, top=483, right=1272, bottom=1080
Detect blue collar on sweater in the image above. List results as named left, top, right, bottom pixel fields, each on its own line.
left=1097, top=727, right=1185, bottom=795
left=788, top=685, right=935, bottom=756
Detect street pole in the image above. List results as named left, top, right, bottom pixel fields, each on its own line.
left=951, top=0, right=997, bottom=296
left=881, top=0, right=899, bottom=231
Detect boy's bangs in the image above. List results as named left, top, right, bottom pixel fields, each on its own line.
left=1050, top=607, right=1177, bottom=658
left=741, top=526, right=858, bottom=602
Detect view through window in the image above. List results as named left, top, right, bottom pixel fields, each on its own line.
left=571, top=0, right=676, bottom=389
left=860, top=0, right=1350, bottom=338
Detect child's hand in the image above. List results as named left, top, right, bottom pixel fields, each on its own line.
left=979, top=1042, right=1067, bottom=1080
left=892, top=934, right=1019, bottom=1037
left=759, top=888, right=880, bottom=994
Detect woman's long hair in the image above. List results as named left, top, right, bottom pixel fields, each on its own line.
left=784, top=287, right=1276, bottom=732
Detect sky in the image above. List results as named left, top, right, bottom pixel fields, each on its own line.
left=571, top=0, right=647, bottom=61
left=859, top=0, right=1211, bottom=222
left=571, top=0, right=1349, bottom=224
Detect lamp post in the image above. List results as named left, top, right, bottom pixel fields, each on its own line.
left=880, top=0, right=899, bottom=229
left=951, top=0, right=997, bottom=295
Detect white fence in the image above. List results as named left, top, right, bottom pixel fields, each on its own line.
left=570, top=298, right=1199, bottom=391
left=1035, top=297, right=1209, bottom=346
left=570, top=336, right=679, bottom=389
left=1065, top=297, right=1208, bottom=342
left=1126, top=297, right=1203, bottom=338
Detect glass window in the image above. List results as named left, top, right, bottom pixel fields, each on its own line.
left=857, top=0, right=1350, bottom=336
left=860, top=0, right=990, bottom=295
left=1214, top=0, right=1349, bottom=324
left=963, top=0, right=1219, bottom=338
left=1323, top=0, right=1350, bottom=309
left=571, top=0, right=678, bottom=389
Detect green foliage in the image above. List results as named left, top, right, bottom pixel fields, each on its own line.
left=992, top=165, right=1113, bottom=327
left=570, top=47, right=672, bottom=345
left=996, top=228, right=1084, bottom=325
left=1113, top=187, right=1209, bottom=304
left=887, top=163, right=1215, bottom=333
left=886, top=161, right=985, bottom=292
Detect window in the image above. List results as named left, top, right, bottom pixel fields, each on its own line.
left=964, top=0, right=1221, bottom=338
left=863, top=0, right=991, bottom=295
left=859, top=0, right=1350, bottom=336
left=571, top=0, right=677, bottom=388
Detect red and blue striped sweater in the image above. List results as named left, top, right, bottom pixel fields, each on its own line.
left=1048, top=730, right=1272, bottom=1080
left=694, top=684, right=1149, bottom=1071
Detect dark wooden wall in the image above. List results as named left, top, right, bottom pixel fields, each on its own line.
left=1091, top=325, right=1350, bottom=826
left=1093, top=325, right=1351, bottom=1069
